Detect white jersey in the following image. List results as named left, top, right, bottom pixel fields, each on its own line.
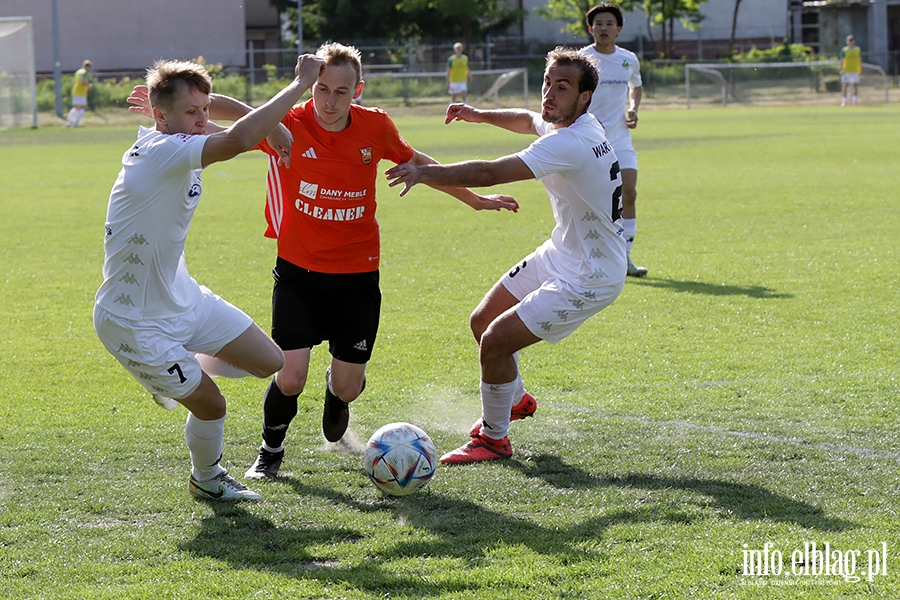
left=515, top=112, right=626, bottom=287
left=580, top=45, right=641, bottom=145
left=95, top=126, right=208, bottom=320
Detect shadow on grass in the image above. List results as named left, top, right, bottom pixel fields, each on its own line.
left=629, top=277, right=793, bottom=299
left=506, top=454, right=855, bottom=532
left=178, top=454, right=853, bottom=594
left=179, top=473, right=707, bottom=595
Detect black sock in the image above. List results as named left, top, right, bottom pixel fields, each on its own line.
left=261, top=379, right=299, bottom=449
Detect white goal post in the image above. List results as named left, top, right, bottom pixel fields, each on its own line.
left=0, top=16, right=38, bottom=129
left=685, top=61, right=889, bottom=108
left=364, top=68, right=529, bottom=109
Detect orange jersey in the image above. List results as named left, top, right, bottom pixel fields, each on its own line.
left=258, top=101, right=415, bottom=273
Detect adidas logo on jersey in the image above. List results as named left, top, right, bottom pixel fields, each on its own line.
left=302, top=147, right=318, bottom=159
left=353, top=340, right=368, bottom=352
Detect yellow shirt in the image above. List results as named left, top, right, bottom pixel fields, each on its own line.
left=840, top=46, right=862, bottom=75
left=447, top=54, right=469, bottom=83
left=72, top=68, right=92, bottom=96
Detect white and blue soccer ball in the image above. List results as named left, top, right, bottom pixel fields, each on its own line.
left=364, top=422, right=437, bottom=496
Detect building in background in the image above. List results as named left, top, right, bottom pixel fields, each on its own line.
left=0, top=0, right=271, bottom=73
left=520, top=0, right=894, bottom=70
left=0, top=0, right=893, bottom=75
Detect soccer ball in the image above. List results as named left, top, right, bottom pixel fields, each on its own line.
left=364, top=422, right=437, bottom=496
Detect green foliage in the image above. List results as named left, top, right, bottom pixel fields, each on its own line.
left=728, top=39, right=816, bottom=63
left=643, top=0, right=707, bottom=29
left=272, top=0, right=521, bottom=45
left=191, top=55, right=225, bottom=79
left=36, top=76, right=138, bottom=112
left=643, top=0, right=709, bottom=57
left=537, top=0, right=640, bottom=38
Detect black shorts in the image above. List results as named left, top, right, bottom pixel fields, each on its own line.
left=271, top=257, right=381, bottom=364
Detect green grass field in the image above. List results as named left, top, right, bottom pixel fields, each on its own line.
left=1, top=103, right=898, bottom=599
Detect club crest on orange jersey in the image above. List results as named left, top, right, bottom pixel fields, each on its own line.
left=359, top=146, right=373, bottom=164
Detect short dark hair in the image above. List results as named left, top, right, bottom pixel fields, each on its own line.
left=586, top=3, right=624, bottom=28
left=146, top=59, right=212, bottom=112
left=546, top=47, right=599, bottom=96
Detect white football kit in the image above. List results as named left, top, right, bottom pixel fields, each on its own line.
left=93, top=126, right=251, bottom=399
left=580, top=45, right=642, bottom=170
left=503, top=112, right=626, bottom=344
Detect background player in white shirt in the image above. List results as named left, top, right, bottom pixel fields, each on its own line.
left=387, top=47, right=626, bottom=464
left=93, top=54, right=325, bottom=501
left=582, top=3, right=647, bottom=277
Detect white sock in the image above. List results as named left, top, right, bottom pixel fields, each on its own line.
left=261, top=441, right=283, bottom=453
left=621, top=217, right=636, bottom=255
left=73, top=107, right=85, bottom=126
left=852, top=95, right=858, bottom=104
left=480, top=379, right=517, bottom=440
left=195, top=353, right=252, bottom=378
left=185, top=413, right=226, bottom=481
left=512, top=352, right=526, bottom=401
left=65, top=107, right=77, bottom=124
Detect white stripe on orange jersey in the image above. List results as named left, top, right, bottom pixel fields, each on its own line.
left=266, top=155, right=284, bottom=237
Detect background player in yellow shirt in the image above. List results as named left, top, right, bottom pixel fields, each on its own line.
left=840, top=35, right=862, bottom=107
left=65, top=59, right=93, bottom=127
left=447, top=42, right=470, bottom=104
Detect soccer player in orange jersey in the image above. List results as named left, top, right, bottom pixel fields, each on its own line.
left=172, top=43, right=517, bottom=479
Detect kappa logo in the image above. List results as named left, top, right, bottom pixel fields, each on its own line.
left=359, top=146, right=373, bottom=164
left=126, top=233, right=148, bottom=245
left=302, top=147, right=318, bottom=159
left=553, top=309, right=570, bottom=322
left=298, top=180, right=319, bottom=200
left=114, top=293, right=135, bottom=306
left=353, top=339, right=368, bottom=352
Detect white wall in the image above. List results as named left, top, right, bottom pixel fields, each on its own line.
left=0, top=0, right=246, bottom=73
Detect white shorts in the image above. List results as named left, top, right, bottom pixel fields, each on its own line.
left=71, top=95, right=88, bottom=107
left=448, top=82, right=468, bottom=95
left=609, top=134, right=638, bottom=171
left=93, top=287, right=253, bottom=400
left=500, top=251, right=624, bottom=344
left=841, top=73, right=860, bottom=85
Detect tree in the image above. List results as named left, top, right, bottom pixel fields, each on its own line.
left=537, top=0, right=640, bottom=40
left=728, top=0, right=743, bottom=58
left=399, top=0, right=522, bottom=44
left=642, top=0, right=707, bottom=58
left=268, top=0, right=415, bottom=42
left=268, top=0, right=521, bottom=45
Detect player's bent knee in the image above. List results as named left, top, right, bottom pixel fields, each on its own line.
left=470, top=311, right=490, bottom=342
left=275, top=371, right=306, bottom=396
left=332, top=379, right=363, bottom=402
left=478, top=329, right=513, bottom=366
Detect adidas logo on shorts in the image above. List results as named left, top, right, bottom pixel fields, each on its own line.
left=353, top=340, right=368, bottom=351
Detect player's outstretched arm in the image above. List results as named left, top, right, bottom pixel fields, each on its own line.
left=201, top=54, right=323, bottom=168
left=128, top=84, right=294, bottom=166
left=405, top=150, right=518, bottom=212
left=386, top=154, right=533, bottom=198
left=446, top=104, right=538, bottom=136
